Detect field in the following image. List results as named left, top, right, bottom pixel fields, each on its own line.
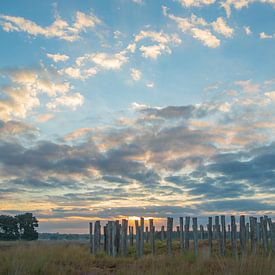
left=0, top=241, right=274, bottom=275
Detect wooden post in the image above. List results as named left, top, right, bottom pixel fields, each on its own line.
left=94, top=220, right=101, bottom=255
left=221, top=215, right=226, bottom=256
left=129, top=226, right=134, bottom=246
left=120, top=219, right=128, bottom=256
left=262, top=216, right=268, bottom=256
left=149, top=219, right=155, bottom=255
left=135, top=220, right=140, bottom=258
left=180, top=217, right=184, bottom=253
left=215, top=216, right=222, bottom=256
left=208, top=217, right=213, bottom=256
left=115, top=221, right=120, bottom=255
left=145, top=226, right=149, bottom=243
left=192, top=217, right=198, bottom=256
left=104, top=225, right=107, bottom=252
left=161, top=225, right=165, bottom=241
left=250, top=217, right=257, bottom=256
left=228, top=224, right=231, bottom=241
left=89, top=222, right=93, bottom=253
left=176, top=226, right=180, bottom=239
left=240, top=215, right=246, bottom=256
left=231, top=216, right=237, bottom=258
left=140, top=218, right=144, bottom=257
left=245, top=222, right=249, bottom=246
left=184, top=216, right=190, bottom=251
left=200, top=225, right=204, bottom=240
left=167, top=217, right=173, bottom=255
left=271, top=222, right=275, bottom=255
left=111, top=221, right=117, bottom=257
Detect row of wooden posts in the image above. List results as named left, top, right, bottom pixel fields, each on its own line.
left=89, top=215, right=275, bottom=258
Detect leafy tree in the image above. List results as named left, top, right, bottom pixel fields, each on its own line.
left=16, top=213, right=39, bottom=240
left=0, top=215, right=19, bottom=240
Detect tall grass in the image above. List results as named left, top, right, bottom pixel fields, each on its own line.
left=0, top=241, right=274, bottom=275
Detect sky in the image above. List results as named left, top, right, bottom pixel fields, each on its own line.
left=0, top=0, right=275, bottom=233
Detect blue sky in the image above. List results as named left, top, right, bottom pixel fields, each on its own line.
left=0, top=0, right=275, bottom=233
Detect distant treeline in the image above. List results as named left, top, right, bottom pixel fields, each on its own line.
left=0, top=213, right=38, bottom=241
left=39, top=233, right=89, bottom=240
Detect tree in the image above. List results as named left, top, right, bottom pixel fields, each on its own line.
left=16, top=213, right=39, bottom=240
left=0, top=215, right=19, bottom=240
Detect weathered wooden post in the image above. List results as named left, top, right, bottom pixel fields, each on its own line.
left=145, top=226, right=149, bottom=243
left=89, top=222, right=93, bottom=253
left=94, top=220, right=101, bottom=255
left=111, top=221, right=117, bottom=257
left=200, top=225, right=204, bottom=240
left=231, top=216, right=237, bottom=258
left=192, top=217, right=198, bottom=256
left=227, top=224, right=231, bottom=241
left=240, top=215, right=246, bottom=256
left=271, top=222, right=275, bottom=254
left=221, top=215, right=226, bottom=256
left=149, top=219, right=155, bottom=255
left=176, top=226, right=180, bottom=239
left=129, top=226, right=134, bottom=246
left=180, top=217, right=184, bottom=253
left=120, top=219, right=128, bottom=256
left=215, top=216, right=222, bottom=256
left=167, top=217, right=173, bottom=255
left=208, top=217, right=213, bottom=256
left=250, top=217, right=257, bottom=255
left=140, top=218, right=144, bottom=257
left=161, top=225, right=165, bottom=241
left=184, top=216, right=190, bottom=250
left=135, top=220, right=141, bottom=258
left=104, top=225, right=107, bottom=252
left=245, top=222, right=249, bottom=245
left=115, top=221, right=120, bottom=255
left=262, top=216, right=268, bottom=256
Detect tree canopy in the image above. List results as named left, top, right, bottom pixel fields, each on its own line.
left=0, top=213, right=38, bottom=241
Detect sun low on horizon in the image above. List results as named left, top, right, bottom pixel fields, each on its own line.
left=0, top=0, right=274, bottom=234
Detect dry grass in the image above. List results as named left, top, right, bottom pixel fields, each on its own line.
left=0, top=240, right=274, bottom=275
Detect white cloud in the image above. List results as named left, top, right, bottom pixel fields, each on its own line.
left=211, top=17, right=234, bottom=38
left=134, top=30, right=181, bottom=59
left=131, top=68, right=142, bottom=81
left=234, top=80, right=260, bottom=93
left=259, top=32, right=274, bottom=39
left=0, top=68, right=72, bottom=121
left=265, top=91, right=275, bottom=100
left=77, top=51, right=128, bottom=70
left=127, top=43, right=137, bottom=53
left=132, top=0, right=144, bottom=4
left=191, top=27, right=220, bottom=48
left=47, top=53, right=69, bottom=62
left=163, top=9, right=223, bottom=48
left=177, top=0, right=216, bottom=7
left=146, top=82, right=155, bottom=88
left=244, top=26, right=252, bottom=35
left=140, top=44, right=171, bottom=59
left=46, top=93, right=84, bottom=110
left=0, top=11, right=100, bottom=41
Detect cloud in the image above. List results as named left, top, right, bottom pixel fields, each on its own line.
left=46, top=53, right=69, bottom=63
left=211, top=17, right=234, bottom=38
left=259, top=32, right=274, bottom=39
left=134, top=30, right=182, bottom=59
left=131, top=68, right=141, bottom=81
left=46, top=92, right=84, bottom=110
left=146, top=82, right=155, bottom=88
left=0, top=68, right=72, bottom=121
left=265, top=91, right=275, bottom=101
left=35, top=114, right=55, bottom=123
left=132, top=0, right=144, bottom=4
left=244, top=26, right=252, bottom=35
left=64, top=128, right=93, bottom=141
left=191, top=27, right=221, bottom=48
left=177, top=0, right=216, bottom=7
left=0, top=11, right=101, bottom=41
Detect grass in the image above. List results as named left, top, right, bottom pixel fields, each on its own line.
left=0, top=240, right=274, bottom=275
